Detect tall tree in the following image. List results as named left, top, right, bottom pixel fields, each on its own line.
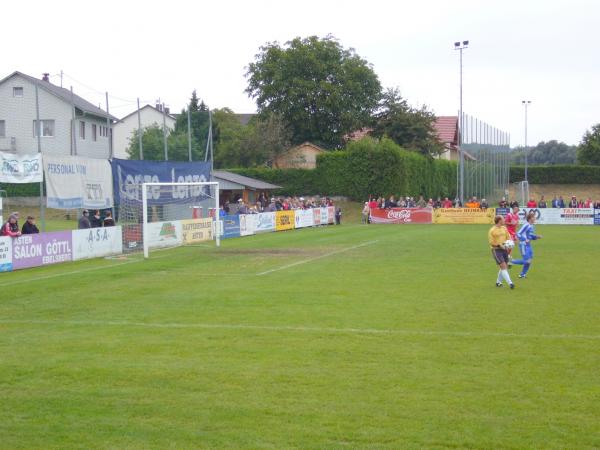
left=511, top=140, right=577, bottom=165
left=577, top=123, right=600, bottom=165
left=370, top=88, right=444, bottom=157
left=246, top=35, right=381, bottom=148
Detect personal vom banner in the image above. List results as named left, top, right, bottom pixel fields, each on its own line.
left=44, top=155, right=114, bottom=209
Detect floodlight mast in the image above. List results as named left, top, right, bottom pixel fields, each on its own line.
left=454, top=40, right=469, bottom=204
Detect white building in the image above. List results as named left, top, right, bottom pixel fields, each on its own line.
left=112, top=104, right=176, bottom=159
left=0, top=71, right=115, bottom=158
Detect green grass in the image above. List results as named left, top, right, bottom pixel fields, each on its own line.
left=1, top=224, right=599, bottom=449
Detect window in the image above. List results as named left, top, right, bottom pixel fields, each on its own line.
left=33, top=120, right=55, bottom=137
left=80, top=121, right=86, bottom=140
left=13, top=87, right=23, bottom=97
left=92, top=124, right=97, bottom=141
left=0, top=120, right=5, bottom=138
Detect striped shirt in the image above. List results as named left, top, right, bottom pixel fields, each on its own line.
left=516, top=222, right=539, bottom=242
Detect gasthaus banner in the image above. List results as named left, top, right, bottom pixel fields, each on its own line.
left=518, top=208, right=594, bottom=225
left=111, top=158, right=211, bottom=205
left=0, top=153, right=43, bottom=183
left=12, top=231, right=73, bottom=270
left=432, top=208, right=495, bottom=224
left=44, top=155, right=114, bottom=209
left=181, top=218, right=213, bottom=243
left=370, top=207, right=432, bottom=224
left=72, top=226, right=123, bottom=260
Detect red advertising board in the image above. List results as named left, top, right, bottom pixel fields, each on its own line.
left=370, top=207, right=432, bottom=224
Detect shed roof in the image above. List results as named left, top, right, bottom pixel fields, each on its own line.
left=213, top=170, right=281, bottom=190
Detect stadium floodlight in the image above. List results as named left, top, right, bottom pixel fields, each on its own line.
left=454, top=39, right=469, bottom=204
left=135, top=181, right=221, bottom=259
left=522, top=100, right=532, bottom=184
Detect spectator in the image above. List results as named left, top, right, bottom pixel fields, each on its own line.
left=103, top=211, right=115, bottom=227
left=498, top=197, right=508, bottom=208
left=223, top=201, right=230, bottom=214
left=551, top=196, right=558, bottom=208
left=266, top=198, right=277, bottom=212
left=427, top=198, right=434, bottom=208
left=335, top=207, right=342, bottom=225
left=237, top=199, right=249, bottom=215
left=407, top=197, right=416, bottom=208
left=465, top=197, right=480, bottom=209
left=78, top=210, right=91, bottom=229
left=557, top=196, right=565, bottom=208
left=434, top=197, right=442, bottom=208
left=385, top=195, right=397, bottom=209
left=578, top=199, right=585, bottom=208
left=90, top=210, right=102, bottom=228
left=21, top=216, right=40, bottom=234
left=442, top=197, right=453, bottom=208
left=453, top=197, right=462, bottom=207
left=594, top=200, right=600, bottom=209
left=526, top=198, right=537, bottom=208
left=480, top=198, right=489, bottom=209
left=538, top=196, right=547, bottom=208
left=1, top=215, right=21, bottom=237
left=368, top=197, right=378, bottom=210
left=584, top=197, right=593, bottom=208
left=416, top=195, right=427, bottom=208
left=568, top=196, right=578, bottom=208
left=362, top=202, right=370, bottom=224
left=509, top=200, right=519, bottom=208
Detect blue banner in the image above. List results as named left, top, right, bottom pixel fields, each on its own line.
left=495, top=207, right=510, bottom=216
left=111, top=158, right=211, bottom=205
left=595, top=209, right=600, bottom=225
left=221, top=215, right=241, bottom=239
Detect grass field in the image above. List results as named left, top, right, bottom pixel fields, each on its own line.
left=1, top=223, right=599, bottom=449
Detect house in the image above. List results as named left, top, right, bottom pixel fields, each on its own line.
left=212, top=170, right=281, bottom=206
left=433, top=116, right=475, bottom=161
left=0, top=71, right=116, bottom=158
left=272, top=142, right=326, bottom=169
left=112, top=104, right=177, bottom=159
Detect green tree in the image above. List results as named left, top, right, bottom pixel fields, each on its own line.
left=577, top=123, right=600, bottom=165
left=370, top=88, right=444, bottom=157
left=245, top=35, right=381, bottom=148
left=172, top=90, right=213, bottom=160
left=126, top=125, right=166, bottom=160
left=510, top=140, right=577, bottom=165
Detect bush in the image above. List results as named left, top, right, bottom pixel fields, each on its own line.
left=510, top=165, right=600, bottom=184
left=0, top=183, right=41, bottom=197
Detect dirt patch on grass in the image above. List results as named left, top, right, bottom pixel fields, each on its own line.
left=214, top=247, right=325, bottom=257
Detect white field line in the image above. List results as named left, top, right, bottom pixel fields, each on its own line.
left=0, top=319, right=599, bottom=341
left=256, top=240, right=379, bottom=276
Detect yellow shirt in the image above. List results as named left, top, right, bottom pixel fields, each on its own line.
left=488, top=225, right=510, bottom=248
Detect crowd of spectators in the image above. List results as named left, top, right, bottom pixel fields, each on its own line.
left=78, top=209, right=116, bottom=229
left=367, top=194, right=600, bottom=210
left=1, top=212, right=40, bottom=237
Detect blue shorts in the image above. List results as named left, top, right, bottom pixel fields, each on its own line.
left=519, top=242, right=533, bottom=260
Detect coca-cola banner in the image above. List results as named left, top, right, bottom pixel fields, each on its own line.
left=370, top=208, right=433, bottom=224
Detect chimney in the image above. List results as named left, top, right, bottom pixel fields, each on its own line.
left=155, top=103, right=162, bottom=112
left=164, top=107, right=170, bottom=115
left=42, top=73, right=50, bottom=82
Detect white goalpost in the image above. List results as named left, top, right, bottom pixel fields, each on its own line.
left=124, top=181, right=221, bottom=258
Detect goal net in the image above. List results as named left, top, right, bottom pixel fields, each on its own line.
left=117, top=181, right=220, bottom=258
left=513, top=180, right=529, bottom=207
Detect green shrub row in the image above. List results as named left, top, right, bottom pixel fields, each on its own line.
left=0, top=183, right=41, bottom=197
left=510, top=165, right=600, bottom=184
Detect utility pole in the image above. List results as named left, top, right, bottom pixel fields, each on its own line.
left=162, top=102, right=168, bottom=161
left=35, top=85, right=46, bottom=232
left=522, top=100, right=531, bottom=183
left=105, top=92, right=112, bottom=158
left=454, top=40, right=469, bottom=205
left=187, top=106, right=192, bottom=161
left=70, top=87, right=77, bottom=155
left=137, top=98, right=143, bottom=160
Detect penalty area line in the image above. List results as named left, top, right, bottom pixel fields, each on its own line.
left=1, top=319, right=599, bottom=341
left=256, top=239, right=379, bottom=276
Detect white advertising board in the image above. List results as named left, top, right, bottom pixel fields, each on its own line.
left=0, top=236, right=12, bottom=272
left=72, top=226, right=123, bottom=260
left=520, top=208, right=594, bottom=225
left=320, top=207, right=328, bottom=225
left=294, top=209, right=314, bottom=228
left=240, top=214, right=258, bottom=236
left=146, top=220, right=183, bottom=249
left=255, top=212, right=276, bottom=233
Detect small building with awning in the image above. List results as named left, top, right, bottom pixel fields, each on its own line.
left=212, top=170, right=281, bottom=206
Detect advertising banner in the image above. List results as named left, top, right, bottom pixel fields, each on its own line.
left=595, top=209, right=600, bottom=225
left=111, top=158, right=211, bottom=205
left=222, top=215, right=241, bottom=239
left=145, top=220, right=183, bottom=249
left=519, top=208, right=594, bottom=225
left=181, top=218, right=213, bottom=244
left=44, top=155, right=114, bottom=209
left=255, top=212, right=276, bottom=233
left=313, top=208, right=322, bottom=226
left=0, top=197, right=3, bottom=225
left=327, top=206, right=335, bottom=224
left=72, top=226, right=123, bottom=260
left=370, top=208, right=433, bottom=224
left=495, top=207, right=510, bottom=217
left=12, top=231, right=72, bottom=270
left=240, top=214, right=258, bottom=237
left=432, top=208, right=495, bottom=224
left=276, top=210, right=295, bottom=231
left=294, top=209, right=314, bottom=228
left=320, top=207, right=328, bottom=225
left=0, top=153, right=43, bottom=183
left=0, top=236, right=12, bottom=272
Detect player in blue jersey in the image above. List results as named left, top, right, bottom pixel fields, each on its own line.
left=512, top=211, right=543, bottom=278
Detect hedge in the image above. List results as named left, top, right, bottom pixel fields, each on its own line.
left=510, top=165, right=600, bottom=184
left=0, top=183, right=41, bottom=197
left=232, top=138, right=457, bottom=201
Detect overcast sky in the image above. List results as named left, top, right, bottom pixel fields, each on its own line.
left=5, top=0, right=599, bottom=146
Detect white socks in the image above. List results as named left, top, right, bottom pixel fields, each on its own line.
left=497, top=270, right=503, bottom=284
left=501, top=269, right=513, bottom=285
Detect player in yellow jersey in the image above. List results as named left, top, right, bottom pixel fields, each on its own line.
left=488, top=215, right=515, bottom=289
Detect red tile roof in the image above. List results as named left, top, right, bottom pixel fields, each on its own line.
left=434, top=116, right=458, bottom=145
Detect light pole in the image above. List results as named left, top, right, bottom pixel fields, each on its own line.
left=522, top=100, right=531, bottom=183
left=454, top=40, right=469, bottom=204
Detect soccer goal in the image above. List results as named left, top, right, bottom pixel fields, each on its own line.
left=117, top=181, right=220, bottom=258
left=513, top=180, right=529, bottom=207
